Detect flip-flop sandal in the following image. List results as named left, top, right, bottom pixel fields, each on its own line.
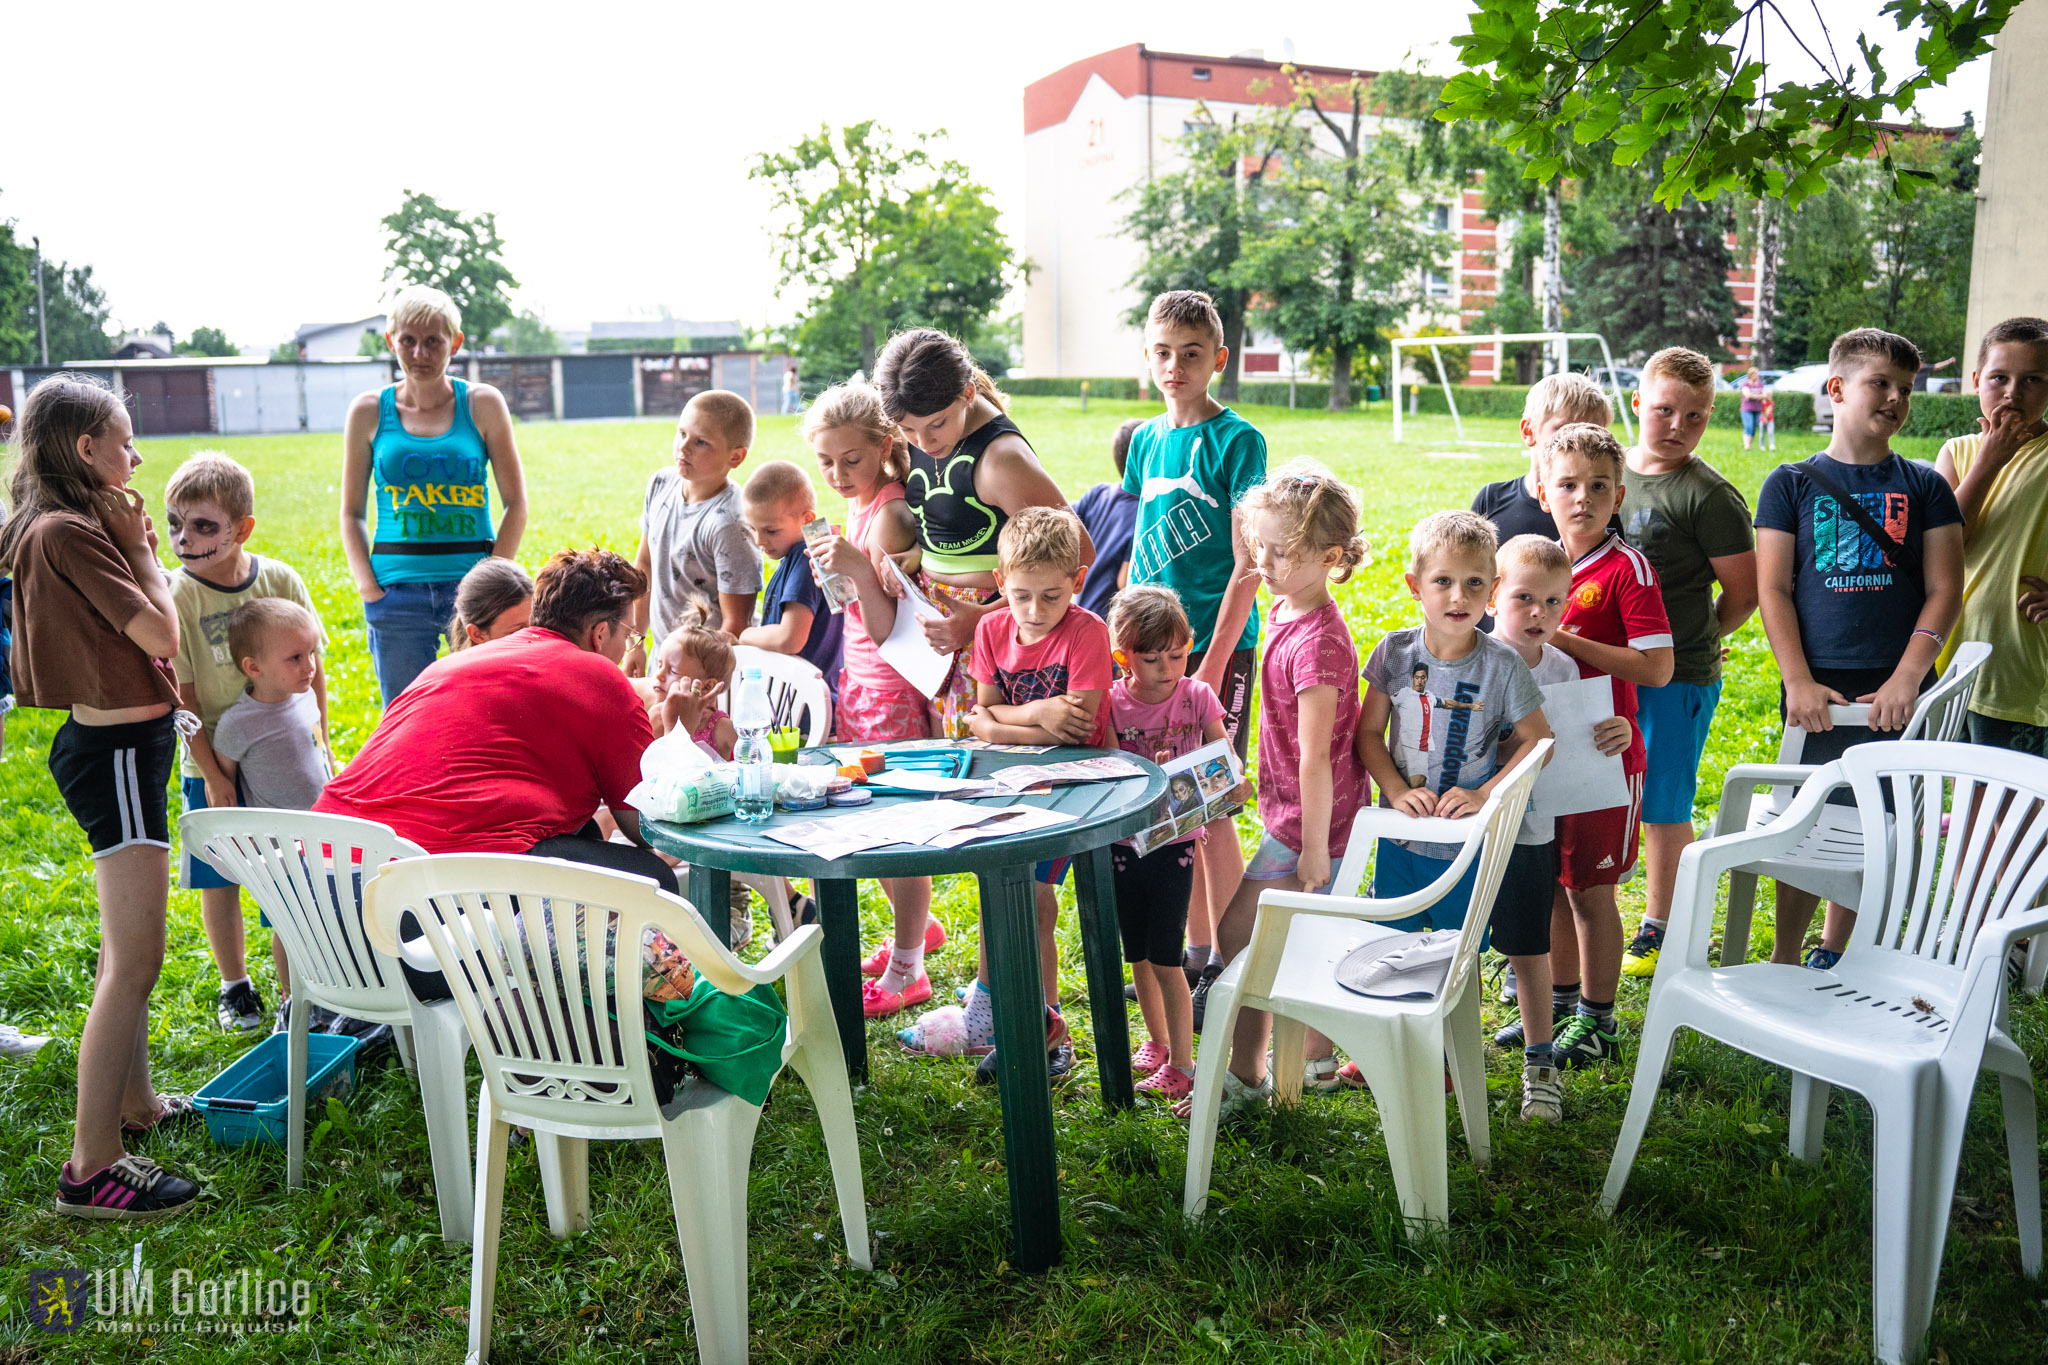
left=123, top=1094, right=200, bottom=1135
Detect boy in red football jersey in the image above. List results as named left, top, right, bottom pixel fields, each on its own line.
left=1533, top=423, right=1674, bottom=1069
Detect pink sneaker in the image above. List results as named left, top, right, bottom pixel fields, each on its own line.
left=1130, top=1040, right=1169, bottom=1077
left=1135, top=1063, right=1193, bottom=1100
left=862, top=974, right=932, bottom=1018
left=859, top=918, right=949, bottom=977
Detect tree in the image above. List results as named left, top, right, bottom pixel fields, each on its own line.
left=175, top=325, right=237, bottom=357
left=500, top=309, right=560, bottom=354
left=1119, top=103, right=1296, bottom=402
left=1241, top=70, right=1450, bottom=410
left=380, top=190, right=519, bottom=347
left=1571, top=164, right=1738, bottom=361
left=1437, top=0, right=2017, bottom=208
left=751, top=121, right=1018, bottom=381
left=1768, top=128, right=1977, bottom=367
left=30, top=260, right=112, bottom=363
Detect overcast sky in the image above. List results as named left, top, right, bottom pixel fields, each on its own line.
left=5, top=1, right=1993, bottom=351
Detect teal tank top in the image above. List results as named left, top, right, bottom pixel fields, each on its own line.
left=370, top=380, right=493, bottom=586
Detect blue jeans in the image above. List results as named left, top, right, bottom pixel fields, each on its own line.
left=364, top=579, right=460, bottom=703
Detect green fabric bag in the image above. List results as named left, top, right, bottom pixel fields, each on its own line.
left=642, top=979, right=788, bottom=1107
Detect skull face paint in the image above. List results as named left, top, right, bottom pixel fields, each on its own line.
left=165, top=500, right=238, bottom=571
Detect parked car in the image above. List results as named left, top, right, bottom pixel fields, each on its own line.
left=1579, top=364, right=1642, bottom=392
left=1771, top=362, right=1834, bottom=430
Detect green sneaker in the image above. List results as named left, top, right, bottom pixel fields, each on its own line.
left=1553, top=1013, right=1622, bottom=1070
left=1620, top=921, right=1666, bottom=978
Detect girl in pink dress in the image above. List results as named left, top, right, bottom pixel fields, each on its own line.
left=802, top=383, right=945, bottom=1017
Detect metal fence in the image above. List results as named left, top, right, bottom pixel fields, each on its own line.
left=5, top=350, right=796, bottom=437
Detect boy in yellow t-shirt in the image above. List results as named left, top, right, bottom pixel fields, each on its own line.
left=1936, top=316, right=2048, bottom=752
left=166, top=453, right=330, bottom=1032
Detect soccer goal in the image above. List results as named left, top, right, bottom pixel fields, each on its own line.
left=1389, top=332, right=1633, bottom=444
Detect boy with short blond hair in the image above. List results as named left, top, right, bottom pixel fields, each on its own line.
left=738, top=459, right=843, bottom=696
left=628, top=388, right=762, bottom=666
left=1471, top=372, right=1616, bottom=552
left=215, top=599, right=332, bottom=813
left=962, top=504, right=1115, bottom=1083
left=1534, top=423, right=1674, bottom=1069
left=1757, top=328, right=1964, bottom=966
left=166, top=450, right=329, bottom=1033
left=1936, top=316, right=2048, bottom=754
left=1357, top=511, right=1557, bottom=1118
left=1615, top=348, right=1758, bottom=978
left=1125, top=289, right=1265, bottom=1003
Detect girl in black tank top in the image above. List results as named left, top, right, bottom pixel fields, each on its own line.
left=904, top=413, right=1028, bottom=580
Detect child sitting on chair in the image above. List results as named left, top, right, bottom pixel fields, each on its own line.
left=638, top=606, right=738, bottom=757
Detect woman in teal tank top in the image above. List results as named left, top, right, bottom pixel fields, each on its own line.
left=341, top=286, right=528, bottom=703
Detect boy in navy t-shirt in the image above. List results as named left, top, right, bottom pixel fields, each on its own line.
left=1754, top=327, right=1964, bottom=967
left=738, top=461, right=844, bottom=698
left=1072, top=417, right=1143, bottom=619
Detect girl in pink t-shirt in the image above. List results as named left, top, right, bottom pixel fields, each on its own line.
left=1175, top=460, right=1370, bottom=1118
left=1106, top=586, right=1235, bottom=1101
left=801, top=383, right=945, bottom=1016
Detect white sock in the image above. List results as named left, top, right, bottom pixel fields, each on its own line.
left=220, top=976, right=251, bottom=993
left=964, top=981, right=994, bottom=1046
left=877, top=943, right=926, bottom=994
left=1640, top=917, right=1667, bottom=931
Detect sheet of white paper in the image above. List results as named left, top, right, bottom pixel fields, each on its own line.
left=875, top=559, right=953, bottom=699
left=863, top=770, right=989, bottom=794
left=1531, top=674, right=1633, bottom=817
left=924, top=806, right=1076, bottom=849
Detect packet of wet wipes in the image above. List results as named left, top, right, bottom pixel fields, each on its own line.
left=801, top=517, right=859, bottom=613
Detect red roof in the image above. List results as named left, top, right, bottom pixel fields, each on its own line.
left=1024, top=43, right=1379, bottom=135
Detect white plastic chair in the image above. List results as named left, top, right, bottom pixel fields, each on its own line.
left=1710, top=642, right=1990, bottom=967
left=361, top=854, right=869, bottom=1365
left=1602, top=741, right=2045, bottom=1365
left=1184, top=742, right=1547, bottom=1236
left=181, top=809, right=477, bottom=1243
left=729, top=644, right=832, bottom=746
left=727, top=644, right=835, bottom=942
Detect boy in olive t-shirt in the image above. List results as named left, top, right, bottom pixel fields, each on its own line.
left=1616, top=350, right=1759, bottom=978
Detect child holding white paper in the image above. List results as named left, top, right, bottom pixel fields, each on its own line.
left=1355, top=512, right=1556, bottom=1120
left=1105, top=585, right=1231, bottom=1102
left=1484, top=534, right=1634, bottom=1122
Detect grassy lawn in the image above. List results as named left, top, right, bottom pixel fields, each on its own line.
left=1, top=396, right=2042, bottom=1362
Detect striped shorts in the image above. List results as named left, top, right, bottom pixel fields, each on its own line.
left=49, top=715, right=175, bottom=858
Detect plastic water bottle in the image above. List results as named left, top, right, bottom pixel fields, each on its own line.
left=731, top=668, right=776, bottom=822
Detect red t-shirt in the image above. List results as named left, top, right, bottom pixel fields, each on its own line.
left=316, top=627, right=652, bottom=853
left=1563, top=535, right=1673, bottom=775
left=969, top=604, right=1114, bottom=747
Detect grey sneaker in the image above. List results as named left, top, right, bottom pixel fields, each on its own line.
left=215, top=980, right=266, bottom=1032
left=1520, top=1062, right=1563, bottom=1123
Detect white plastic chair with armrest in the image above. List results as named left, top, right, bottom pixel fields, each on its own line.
left=1709, top=641, right=1989, bottom=967
left=180, top=809, right=477, bottom=1242
left=726, top=645, right=834, bottom=941
left=1602, top=741, right=2043, bottom=1365
left=1184, top=742, right=1547, bottom=1237
left=361, top=854, right=869, bottom=1365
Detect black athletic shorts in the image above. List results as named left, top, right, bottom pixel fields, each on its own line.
left=1487, top=840, right=1557, bottom=959
left=1111, top=838, right=1197, bottom=967
left=48, top=714, right=175, bottom=857
left=1779, top=664, right=1932, bottom=809
left=1188, top=646, right=1254, bottom=764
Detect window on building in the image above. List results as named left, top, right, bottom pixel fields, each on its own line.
left=1425, top=271, right=1452, bottom=299
left=1192, top=67, right=1211, bottom=80
left=1432, top=204, right=1451, bottom=231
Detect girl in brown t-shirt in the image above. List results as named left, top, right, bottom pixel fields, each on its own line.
left=0, top=375, right=200, bottom=1219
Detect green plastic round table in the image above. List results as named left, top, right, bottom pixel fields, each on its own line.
left=641, top=742, right=1166, bottom=1273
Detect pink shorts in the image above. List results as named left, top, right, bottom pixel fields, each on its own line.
left=836, top=673, right=931, bottom=744
left=1556, top=771, right=1644, bottom=890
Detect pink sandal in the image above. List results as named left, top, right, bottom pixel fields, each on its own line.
left=1130, top=1040, right=1169, bottom=1077
left=861, top=974, right=932, bottom=1018
left=1136, top=1064, right=1193, bottom=1101
left=859, top=918, right=948, bottom=977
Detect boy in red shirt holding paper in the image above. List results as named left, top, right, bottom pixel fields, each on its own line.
left=1533, top=424, right=1674, bottom=1069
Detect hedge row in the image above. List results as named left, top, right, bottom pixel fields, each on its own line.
left=998, top=376, right=1987, bottom=442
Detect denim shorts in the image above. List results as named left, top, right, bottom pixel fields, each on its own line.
left=1241, top=833, right=1332, bottom=894
left=363, top=579, right=461, bottom=703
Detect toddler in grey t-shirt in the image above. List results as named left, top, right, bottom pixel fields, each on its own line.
left=212, top=598, right=333, bottom=811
